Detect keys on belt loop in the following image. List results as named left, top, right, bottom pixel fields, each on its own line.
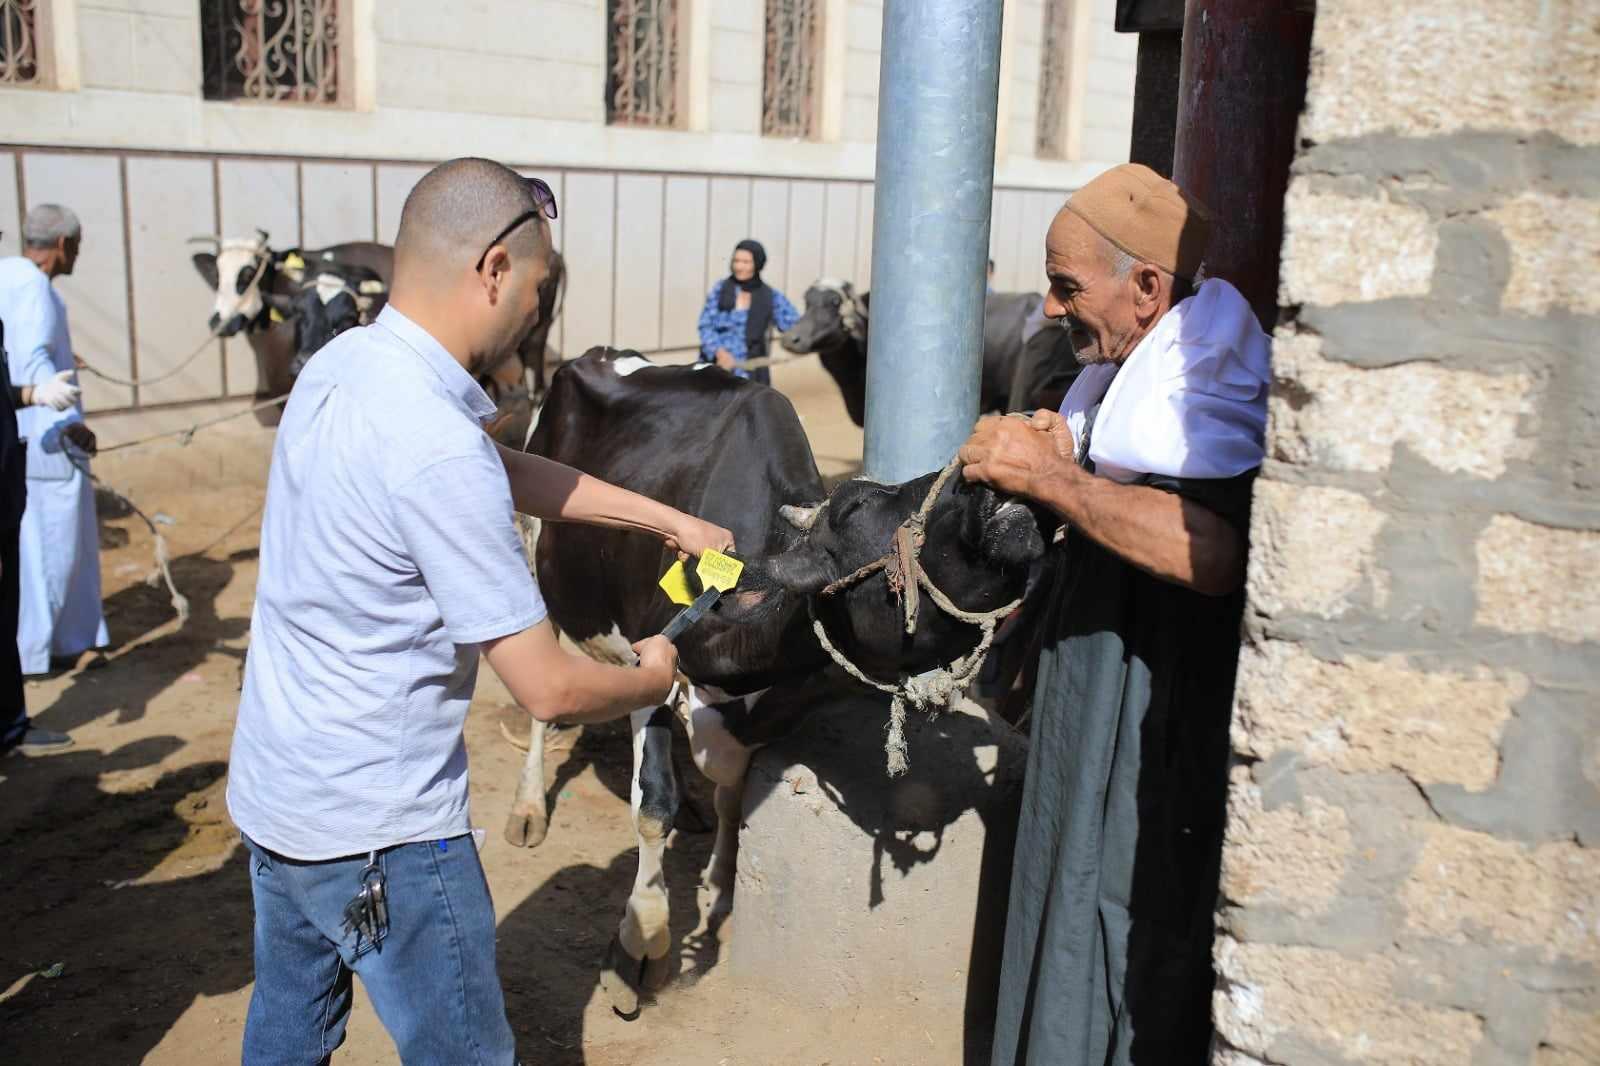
left=341, top=849, right=390, bottom=949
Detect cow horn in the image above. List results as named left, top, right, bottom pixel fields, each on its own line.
left=779, top=503, right=825, bottom=531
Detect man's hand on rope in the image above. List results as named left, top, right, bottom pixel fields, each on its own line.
left=714, top=348, right=736, bottom=371
left=958, top=412, right=1077, bottom=500
left=31, top=370, right=81, bottom=412
left=63, top=422, right=98, bottom=457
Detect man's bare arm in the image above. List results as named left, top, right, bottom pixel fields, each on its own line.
left=495, top=442, right=733, bottom=557
left=958, top=413, right=1245, bottom=596
left=485, top=620, right=677, bottom=725
left=1027, top=465, right=1244, bottom=595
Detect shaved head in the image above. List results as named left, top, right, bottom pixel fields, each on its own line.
left=395, top=157, right=550, bottom=281
left=388, top=157, right=556, bottom=377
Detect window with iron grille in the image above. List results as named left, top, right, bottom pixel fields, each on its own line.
left=0, top=0, right=40, bottom=86
left=1036, top=0, right=1076, bottom=158
left=607, top=0, right=680, bottom=128
left=762, top=0, right=820, bottom=139
left=200, top=0, right=341, bottom=105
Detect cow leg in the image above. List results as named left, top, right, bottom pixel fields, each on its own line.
left=503, top=716, right=549, bottom=847
left=684, top=688, right=755, bottom=914
left=602, top=704, right=678, bottom=1019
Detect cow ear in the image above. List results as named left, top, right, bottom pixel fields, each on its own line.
left=765, top=543, right=834, bottom=596
left=192, top=252, right=218, bottom=289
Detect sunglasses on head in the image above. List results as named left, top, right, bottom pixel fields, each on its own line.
left=474, top=176, right=559, bottom=272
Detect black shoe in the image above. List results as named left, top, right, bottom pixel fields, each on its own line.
left=14, top=727, right=73, bottom=752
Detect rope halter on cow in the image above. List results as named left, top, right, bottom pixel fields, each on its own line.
left=809, top=460, right=1023, bottom=778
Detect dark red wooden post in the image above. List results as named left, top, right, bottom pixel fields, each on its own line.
left=1172, top=0, right=1314, bottom=330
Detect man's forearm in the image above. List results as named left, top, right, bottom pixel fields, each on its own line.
left=1030, top=465, right=1245, bottom=596
left=496, top=443, right=682, bottom=540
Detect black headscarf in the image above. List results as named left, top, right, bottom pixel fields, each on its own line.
left=717, top=239, right=775, bottom=359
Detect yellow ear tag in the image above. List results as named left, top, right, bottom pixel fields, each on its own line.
left=269, top=306, right=285, bottom=323
left=283, top=252, right=306, bottom=271
left=658, top=550, right=745, bottom=607
left=696, top=549, right=744, bottom=593
left=659, top=561, right=695, bottom=606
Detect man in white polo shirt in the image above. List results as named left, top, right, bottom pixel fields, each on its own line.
left=227, top=158, right=733, bottom=1066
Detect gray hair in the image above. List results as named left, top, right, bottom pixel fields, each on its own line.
left=23, top=204, right=81, bottom=249
left=1106, top=243, right=1137, bottom=279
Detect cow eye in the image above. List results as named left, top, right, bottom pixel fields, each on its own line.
left=235, top=270, right=252, bottom=295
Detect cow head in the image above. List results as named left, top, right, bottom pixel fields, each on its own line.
left=778, top=279, right=866, bottom=356
left=761, top=469, right=1053, bottom=682
left=190, top=229, right=277, bottom=337
left=778, top=278, right=870, bottom=427
left=285, top=270, right=380, bottom=376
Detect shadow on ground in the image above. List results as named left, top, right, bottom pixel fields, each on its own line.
left=0, top=738, right=253, bottom=1063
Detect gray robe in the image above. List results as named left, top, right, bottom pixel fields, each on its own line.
left=991, top=463, right=1255, bottom=1066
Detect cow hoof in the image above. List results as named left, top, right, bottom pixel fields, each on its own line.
left=503, top=813, right=547, bottom=849
left=642, top=952, right=672, bottom=992
left=601, top=935, right=645, bottom=1020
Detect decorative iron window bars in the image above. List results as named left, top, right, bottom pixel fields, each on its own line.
left=1036, top=0, right=1075, bottom=158
left=607, top=0, right=679, bottom=128
left=762, top=0, right=820, bottom=139
left=0, top=0, right=39, bottom=86
left=200, top=0, right=340, bottom=105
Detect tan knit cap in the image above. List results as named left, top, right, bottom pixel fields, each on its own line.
left=1064, top=164, right=1212, bottom=278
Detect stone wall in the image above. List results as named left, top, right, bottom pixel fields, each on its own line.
left=1215, top=1, right=1599, bottom=1063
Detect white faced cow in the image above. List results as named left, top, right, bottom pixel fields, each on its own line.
left=190, top=230, right=567, bottom=446
left=510, top=348, right=1053, bottom=1017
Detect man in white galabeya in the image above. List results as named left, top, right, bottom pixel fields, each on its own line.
left=227, top=157, right=733, bottom=1065
left=0, top=204, right=108, bottom=684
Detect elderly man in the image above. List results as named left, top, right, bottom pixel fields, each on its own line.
left=227, top=157, right=732, bottom=1065
left=959, top=164, right=1270, bottom=1064
left=0, top=205, right=107, bottom=680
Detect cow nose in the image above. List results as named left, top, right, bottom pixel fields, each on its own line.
left=208, top=312, right=222, bottom=333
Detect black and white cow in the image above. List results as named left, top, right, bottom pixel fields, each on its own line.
left=776, top=279, right=1082, bottom=425
left=510, top=347, right=1053, bottom=1016
left=190, top=231, right=566, bottom=444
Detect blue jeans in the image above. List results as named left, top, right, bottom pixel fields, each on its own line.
left=241, top=833, right=517, bottom=1065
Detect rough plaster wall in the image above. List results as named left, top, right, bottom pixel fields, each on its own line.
left=77, top=0, right=200, bottom=95
left=1078, top=1, right=1137, bottom=164
left=1216, top=1, right=1600, bottom=1064
left=708, top=0, right=763, bottom=135
left=841, top=0, right=883, bottom=143
left=376, top=1, right=606, bottom=122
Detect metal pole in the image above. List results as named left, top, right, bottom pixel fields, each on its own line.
left=862, top=0, right=1004, bottom=483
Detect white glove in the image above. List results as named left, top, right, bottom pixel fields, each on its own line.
left=31, top=370, right=81, bottom=412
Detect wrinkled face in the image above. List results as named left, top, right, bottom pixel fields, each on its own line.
left=763, top=472, right=1053, bottom=679
left=195, top=244, right=269, bottom=337
left=59, top=235, right=81, bottom=276
left=779, top=282, right=856, bottom=354
left=730, top=249, right=757, bottom=282
left=1042, top=210, right=1141, bottom=366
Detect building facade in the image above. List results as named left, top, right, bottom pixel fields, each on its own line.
left=0, top=0, right=1136, bottom=414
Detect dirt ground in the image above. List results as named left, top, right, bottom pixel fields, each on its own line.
left=0, top=357, right=965, bottom=1065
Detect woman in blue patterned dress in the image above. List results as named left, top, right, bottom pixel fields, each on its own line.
left=696, top=239, right=800, bottom=385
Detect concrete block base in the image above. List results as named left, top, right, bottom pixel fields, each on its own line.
left=728, top=693, right=1026, bottom=1059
